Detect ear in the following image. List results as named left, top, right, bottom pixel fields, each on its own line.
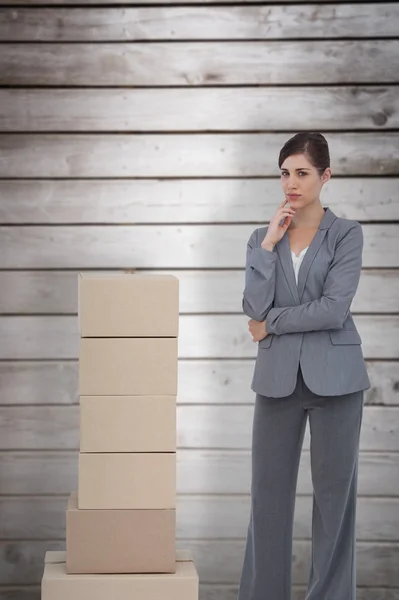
left=321, top=167, right=332, bottom=184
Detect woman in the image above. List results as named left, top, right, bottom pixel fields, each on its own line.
left=237, top=132, right=371, bottom=600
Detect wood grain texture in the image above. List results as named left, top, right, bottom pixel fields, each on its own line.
left=0, top=0, right=398, bottom=596
left=0, top=41, right=398, bottom=86
left=0, top=360, right=397, bottom=406
left=0, top=270, right=397, bottom=314
left=0, top=315, right=397, bottom=359
left=0, top=225, right=396, bottom=268
left=0, top=404, right=397, bottom=451
left=1, top=5, right=398, bottom=41
left=1, top=495, right=398, bottom=541
left=0, top=585, right=398, bottom=600
left=0, top=133, right=398, bottom=177
left=0, top=179, right=399, bottom=223
left=200, top=587, right=399, bottom=600
left=0, top=0, right=380, bottom=4
left=1, top=87, right=397, bottom=132
left=0, top=539, right=398, bottom=585
left=1, top=450, right=399, bottom=496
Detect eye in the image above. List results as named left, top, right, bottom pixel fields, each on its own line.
left=280, top=171, right=307, bottom=176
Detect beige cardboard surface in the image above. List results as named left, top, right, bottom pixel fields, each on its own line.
left=46, top=549, right=193, bottom=564
left=80, top=395, right=176, bottom=452
left=42, top=550, right=198, bottom=600
left=79, top=337, right=178, bottom=396
left=78, top=273, right=179, bottom=338
left=66, top=491, right=176, bottom=574
left=45, top=551, right=65, bottom=564
left=78, top=452, right=176, bottom=509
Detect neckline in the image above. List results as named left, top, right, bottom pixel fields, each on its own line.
left=291, top=246, right=309, bottom=258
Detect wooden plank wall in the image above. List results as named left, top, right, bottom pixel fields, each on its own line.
left=0, top=1, right=399, bottom=599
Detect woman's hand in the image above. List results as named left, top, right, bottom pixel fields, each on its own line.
left=262, top=199, right=296, bottom=246
left=248, top=319, right=268, bottom=342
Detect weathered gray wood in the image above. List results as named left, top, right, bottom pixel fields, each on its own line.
left=0, top=315, right=397, bottom=359
left=1, top=87, right=397, bottom=132
left=187, top=540, right=399, bottom=586
left=199, top=587, right=399, bottom=600
left=0, top=133, right=398, bottom=178
left=0, top=270, right=397, bottom=314
left=1, top=495, right=398, bottom=541
left=0, top=585, right=398, bottom=600
left=1, top=179, right=399, bottom=223
left=0, top=360, right=397, bottom=406
left=1, top=539, right=398, bottom=586
left=0, top=404, right=397, bottom=451
left=2, top=450, right=399, bottom=496
left=1, top=5, right=398, bottom=41
left=0, top=541, right=64, bottom=585
left=0, top=0, right=375, bottom=4
left=1, top=41, right=398, bottom=85
left=0, top=589, right=41, bottom=600
left=0, top=225, right=396, bottom=268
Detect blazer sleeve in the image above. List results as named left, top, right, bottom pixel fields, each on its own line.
left=265, top=222, right=363, bottom=335
left=242, top=228, right=277, bottom=321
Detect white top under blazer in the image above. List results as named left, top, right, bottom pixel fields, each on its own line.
left=291, top=246, right=309, bottom=285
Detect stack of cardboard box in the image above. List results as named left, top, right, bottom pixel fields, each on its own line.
left=41, top=273, right=199, bottom=599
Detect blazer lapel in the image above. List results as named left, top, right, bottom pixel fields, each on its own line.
left=297, top=207, right=338, bottom=301
left=296, top=228, right=327, bottom=301
left=276, top=233, right=300, bottom=305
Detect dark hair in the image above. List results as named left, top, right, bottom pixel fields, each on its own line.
left=278, top=132, right=330, bottom=177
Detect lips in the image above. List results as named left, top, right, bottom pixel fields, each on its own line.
left=288, top=194, right=301, bottom=198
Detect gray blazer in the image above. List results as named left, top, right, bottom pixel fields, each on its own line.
left=243, top=206, right=371, bottom=398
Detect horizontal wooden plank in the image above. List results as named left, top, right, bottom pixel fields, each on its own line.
left=0, top=588, right=41, bottom=600
left=190, top=539, right=399, bottom=586
left=0, top=404, right=398, bottom=451
left=0, top=314, right=397, bottom=359
left=2, top=449, right=399, bottom=496
left=0, top=225, right=396, bottom=268
left=1, top=179, right=399, bottom=223
left=0, top=41, right=398, bottom=86
left=203, top=586, right=399, bottom=600
left=1, top=5, right=397, bottom=41
left=0, top=360, right=397, bottom=406
left=1, top=495, right=398, bottom=542
left=0, top=270, right=397, bottom=314
left=0, top=586, right=398, bottom=600
left=0, top=0, right=373, bottom=4
left=1, top=133, right=398, bottom=178
left=1, top=539, right=398, bottom=586
left=2, top=86, right=398, bottom=132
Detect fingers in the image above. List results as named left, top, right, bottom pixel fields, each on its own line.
left=276, top=210, right=295, bottom=224
left=279, top=206, right=296, bottom=215
left=281, top=217, right=292, bottom=231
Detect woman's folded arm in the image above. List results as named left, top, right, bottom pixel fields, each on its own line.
left=265, top=223, right=363, bottom=335
left=242, top=229, right=277, bottom=322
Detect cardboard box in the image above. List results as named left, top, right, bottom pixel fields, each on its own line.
left=66, top=491, right=176, bottom=573
left=79, top=337, right=178, bottom=396
left=42, top=549, right=199, bottom=600
left=78, top=452, right=176, bottom=509
left=80, top=395, right=176, bottom=453
left=78, top=273, right=179, bottom=338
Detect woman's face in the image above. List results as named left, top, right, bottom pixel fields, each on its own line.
left=280, top=153, right=330, bottom=209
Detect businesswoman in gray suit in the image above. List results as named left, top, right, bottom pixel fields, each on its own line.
left=238, top=132, right=371, bottom=600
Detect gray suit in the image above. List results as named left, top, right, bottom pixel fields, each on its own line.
left=238, top=207, right=367, bottom=600
left=243, top=206, right=371, bottom=398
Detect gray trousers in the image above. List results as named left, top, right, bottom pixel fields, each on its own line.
left=238, top=363, right=364, bottom=600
